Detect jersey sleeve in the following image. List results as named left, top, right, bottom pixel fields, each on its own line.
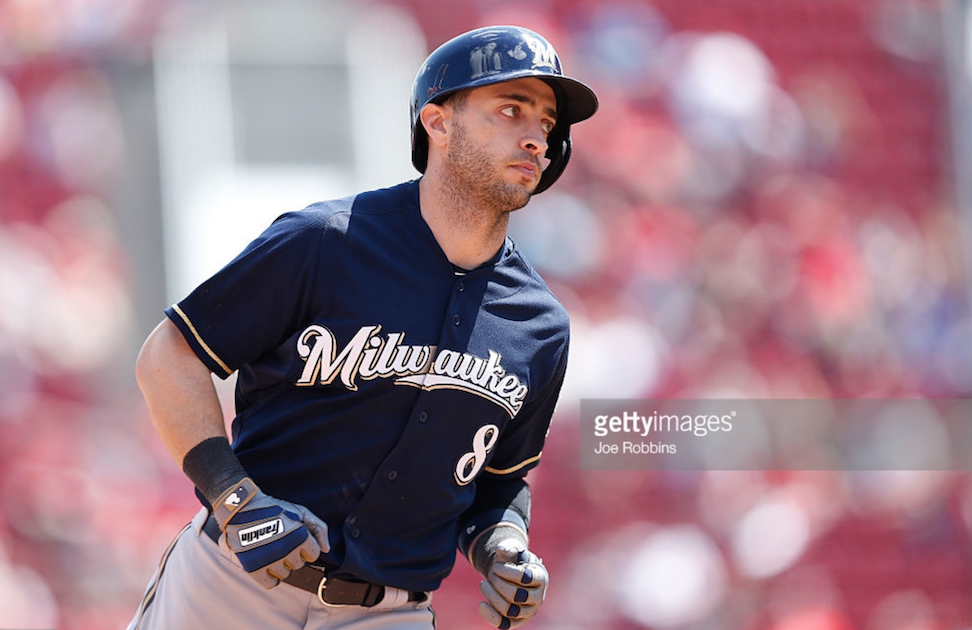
left=483, top=336, right=569, bottom=481
left=164, top=210, right=328, bottom=378
left=456, top=337, right=568, bottom=553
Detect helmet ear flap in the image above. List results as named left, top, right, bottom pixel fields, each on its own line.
left=411, top=116, right=431, bottom=174
left=535, top=126, right=571, bottom=194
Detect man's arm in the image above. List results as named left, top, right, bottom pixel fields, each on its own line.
left=458, top=341, right=567, bottom=628
left=135, top=318, right=228, bottom=465
left=134, top=317, right=330, bottom=588
left=458, top=476, right=531, bottom=571
left=459, top=477, right=548, bottom=629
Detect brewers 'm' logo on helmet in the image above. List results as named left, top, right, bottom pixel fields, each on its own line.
left=524, top=34, right=558, bottom=71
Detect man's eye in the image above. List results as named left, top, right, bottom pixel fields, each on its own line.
left=500, top=106, right=518, bottom=117
left=542, top=121, right=555, bottom=135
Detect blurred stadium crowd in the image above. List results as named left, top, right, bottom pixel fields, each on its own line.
left=1, top=0, right=971, bottom=628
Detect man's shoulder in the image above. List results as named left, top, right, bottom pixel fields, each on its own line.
left=276, top=179, right=420, bottom=233
left=498, top=242, right=571, bottom=326
left=302, top=179, right=417, bottom=215
left=347, top=179, right=421, bottom=216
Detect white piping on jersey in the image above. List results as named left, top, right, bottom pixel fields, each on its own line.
left=296, top=324, right=529, bottom=417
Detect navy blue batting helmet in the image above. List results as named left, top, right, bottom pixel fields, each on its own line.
left=410, top=25, right=598, bottom=194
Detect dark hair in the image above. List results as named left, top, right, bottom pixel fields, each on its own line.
left=437, top=88, right=469, bottom=112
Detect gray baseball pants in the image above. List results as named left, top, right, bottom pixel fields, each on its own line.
left=127, top=508, right=436, bottom=630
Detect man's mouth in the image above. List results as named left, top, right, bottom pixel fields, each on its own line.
left=510, top=162, right=539, bottom=179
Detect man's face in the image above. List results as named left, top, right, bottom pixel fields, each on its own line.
left=443, top=77, right=558, bottom=212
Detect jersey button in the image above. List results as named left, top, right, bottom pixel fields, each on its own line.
left=453, top=314, right=461, bottom=326
left=387, top=470, right=398, bottom=481
left=351, top=527, right=361, bottom=539
left=457, top=281, right=465, bottom=292
left=418, top=411, right=429, bottom=423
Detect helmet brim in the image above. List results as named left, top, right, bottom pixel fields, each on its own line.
left=539, top=75, right=599, bottom=127
left=426, top=71, right=598, bottom=127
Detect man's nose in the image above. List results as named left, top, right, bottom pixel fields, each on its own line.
left=521, top=125, right=549, bottom=157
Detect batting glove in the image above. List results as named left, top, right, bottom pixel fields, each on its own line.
left=213, top=477, right=330, bottom=589
left=478, top=541, right=548, bottom=629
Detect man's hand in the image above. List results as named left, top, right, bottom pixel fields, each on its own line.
left=213, top=477, right=330, bottom=588
left=478, top=541, right=548, bottom=629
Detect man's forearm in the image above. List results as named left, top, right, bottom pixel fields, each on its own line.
left=135, top=318, right=229, bottom=466
left=459, top=477, right=532, bottom=574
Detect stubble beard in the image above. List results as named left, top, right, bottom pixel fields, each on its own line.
left=443, top=119, right=535, bottom=219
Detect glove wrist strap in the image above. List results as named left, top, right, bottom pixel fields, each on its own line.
left=212, top=476, right=259, bottom=530
left=469, top=523, right=528, bottom=577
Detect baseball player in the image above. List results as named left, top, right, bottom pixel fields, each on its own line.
left=127, top=24, right=597, bottom=630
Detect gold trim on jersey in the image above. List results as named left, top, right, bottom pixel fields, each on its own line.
left=171, top=304, right=233, bottom=376
left=485, top=453, right=541, bottom=475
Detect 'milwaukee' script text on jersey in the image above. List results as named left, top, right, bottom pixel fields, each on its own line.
left=296, top=324, right=529, bottom=417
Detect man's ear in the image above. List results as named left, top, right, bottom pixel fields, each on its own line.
left=420, top=103, right=450, bottom=150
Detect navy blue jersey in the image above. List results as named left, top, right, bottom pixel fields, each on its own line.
left=165, top=180, right=569, bottom=592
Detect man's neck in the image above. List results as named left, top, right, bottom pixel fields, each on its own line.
left=418, top=176, right=510, bottom=270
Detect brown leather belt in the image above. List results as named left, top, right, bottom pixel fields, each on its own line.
left=202, top=515, right=425, bottom=607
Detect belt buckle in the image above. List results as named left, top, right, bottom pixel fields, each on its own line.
left=316, top=575, right=346, bottom=608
